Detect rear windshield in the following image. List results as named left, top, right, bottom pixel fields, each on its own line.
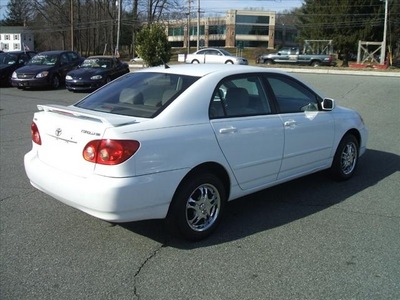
left=75, top=72, right=200, bottom=118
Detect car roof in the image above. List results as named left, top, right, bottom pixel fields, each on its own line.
left=1, top=50, right=36, bottom=54
left=37, top=50, right=75, bottom=55
left=136, top=63, right=287, bottom=77
left=86, top=56, right=115, bottom=59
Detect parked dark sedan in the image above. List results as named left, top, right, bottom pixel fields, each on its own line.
left=0, top=51, right=36, bottom=86
left=65, top=56, right=130, bottom=92
left=11, top=50, right=82, bottom=89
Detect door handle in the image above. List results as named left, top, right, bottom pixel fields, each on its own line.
left=284, top=120, right=297, bottom=128
left=219, top=127, right=238, bottom=134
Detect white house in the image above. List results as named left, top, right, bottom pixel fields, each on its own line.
left=0, top=26, right=34, bottom=52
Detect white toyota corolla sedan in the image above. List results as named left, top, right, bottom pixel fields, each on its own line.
left=24, top=64, right=368, bottom=241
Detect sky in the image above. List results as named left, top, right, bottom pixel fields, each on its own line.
left=0, top=0, right=8, bottom=20
left=199, top=0, right=303, bottom=14
left=0, top=0, right=303, bottom=20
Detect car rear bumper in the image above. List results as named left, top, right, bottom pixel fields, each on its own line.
left=24, top=150, right=184, bottom=222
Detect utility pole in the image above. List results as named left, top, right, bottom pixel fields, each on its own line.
left=116, top=0, right=121, bottom=57
left=70, top=0, right=74, bottom=51
left=187, top=0, right=191, bottom=54
left=196, top=0, right=200, bottom=51
left=381, top=0, right=388, bottom=65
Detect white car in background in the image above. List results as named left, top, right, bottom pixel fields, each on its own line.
left=185, top=48, right=248, bottom=65
left=24, top=64, right=367, bottom=241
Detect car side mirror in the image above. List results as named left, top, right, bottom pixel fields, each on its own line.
left=321, top=98, right=335, bottom=111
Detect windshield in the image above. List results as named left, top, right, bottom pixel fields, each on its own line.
left=28, top=54, right=59, bottom=66
left=0, top=53, right=18, bottom=65
left=81, top=58, right=112, bottom=69
left=75, top=72, right=200, bottom=118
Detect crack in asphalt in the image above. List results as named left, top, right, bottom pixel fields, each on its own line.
left=133, top=243, right=168, bottom=299
left=341, top=81, right=363, bottom=98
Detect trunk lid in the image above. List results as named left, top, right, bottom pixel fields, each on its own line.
left=34, top=104, right=137, bottom=177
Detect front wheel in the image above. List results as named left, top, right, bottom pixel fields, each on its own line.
left=167, top=172, right=226, bottom=241
left=330, top=134, right=359, bottom=181
left=51, top=75, right=60, bottom=89
left=191, top=59, right=200, bottom=64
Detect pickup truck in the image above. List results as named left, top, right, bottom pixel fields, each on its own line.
left=256, top=47, right=336, bottom=67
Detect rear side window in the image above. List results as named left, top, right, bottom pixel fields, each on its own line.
left=210, top=74, right=271, bottom=118
left=75, top=72, right=200, bottom=118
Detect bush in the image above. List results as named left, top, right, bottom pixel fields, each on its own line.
left=136, top=24, right=171, bottom=67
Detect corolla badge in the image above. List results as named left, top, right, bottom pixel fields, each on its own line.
left=55, top=128, right=62, bottom=137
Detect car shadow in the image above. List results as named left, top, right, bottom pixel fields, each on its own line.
left=119, top=149, right=399, bottom=248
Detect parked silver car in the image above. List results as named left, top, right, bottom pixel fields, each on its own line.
left=185, top=48, right=248, bottom=65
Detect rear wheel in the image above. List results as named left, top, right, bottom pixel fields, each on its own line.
left=225, top=60, right=234, bottom=64
left=191, top=59, right=200, bottom=64
left=311, top=60, right=321, bottom=67
left=167, top=172, right=226, bottom=241
left=330, top=134, right=359, bottom=180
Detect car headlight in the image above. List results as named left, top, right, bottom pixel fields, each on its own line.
left=11, top=71, right=17, bottom=79
left=90, top=75, right=103, bottom=80
left=65, top=75, right=73, bottom=80
left=36, top=71, right=49, bottom=78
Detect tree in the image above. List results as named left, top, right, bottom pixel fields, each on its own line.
left=2, top=0, right=33, bottom=26
left=296, top=0, right=386, bottom=66
left=136, top=23, right=171, bottom=66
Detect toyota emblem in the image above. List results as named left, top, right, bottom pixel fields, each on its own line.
left=55, top=128, right=62, bottom=137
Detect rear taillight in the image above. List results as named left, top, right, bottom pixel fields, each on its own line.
left=31, top=122, right=42, bottom=145
left=83, top=139, right=140, bottom=165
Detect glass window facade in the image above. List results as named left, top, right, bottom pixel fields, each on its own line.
left=168, top=27, right=184, bottom=36
left=209, top=25, right=226, bottom=35
left=189, top=25, right=205, bottom=36
left=235, top=24, right=269, bottom=35
left=236, top=15, right=269, bottom=24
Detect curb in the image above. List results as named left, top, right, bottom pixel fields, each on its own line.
left=128, top=63, right=400, bottom=77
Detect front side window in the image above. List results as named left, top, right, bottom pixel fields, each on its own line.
left=60, top=53, right=69, bottom=64
left=75, top=72, right=200, bottom=118
left=0, top=53, right=17, bottom=64
left=210, top=74, right=271, bottom=118
left=67, top=52, right=79, bottom=61
left=266, top=75, right=319, bottom=113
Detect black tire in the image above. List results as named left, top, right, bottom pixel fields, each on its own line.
left=191, top=59, right=200, bottom=64
left=311, top=60, right=321, bottom=67
left=167, top=172, right=226, bottom=241
left=265, top=59, right=274, bottom=65
left=51, top=75, right=60, bottom=89
left=225, top=60, right=234, bottom=64
left=330, top=134, right=359, bottom=181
